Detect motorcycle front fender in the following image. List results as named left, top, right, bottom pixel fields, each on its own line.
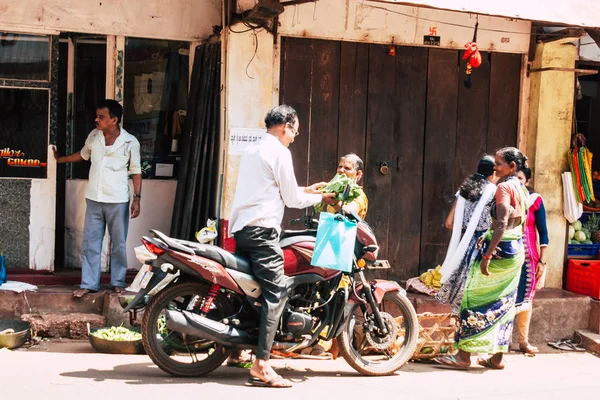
left=349, top=279, right=405, bottom=304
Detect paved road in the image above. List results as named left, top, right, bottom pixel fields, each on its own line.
left=1, top=341, right=599, bottom=400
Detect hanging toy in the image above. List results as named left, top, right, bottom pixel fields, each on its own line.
left=463, top=18, right=481, bottom=88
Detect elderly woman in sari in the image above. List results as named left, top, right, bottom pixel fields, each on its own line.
left=437, top=147, right=529, bottom=370
left=437, top=155, right=497, bottom=314
left=322, top=153, right=368, bottom=218
left=297, top=153, right=368, bottom=359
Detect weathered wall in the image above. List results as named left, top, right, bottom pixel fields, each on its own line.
left=527, top=40, right=578, bottom=288
left=0, top=0, right=221, bottom=40
left=221, top=28, right=275, bottom=221
left=239, top=0, right=530, bottom=53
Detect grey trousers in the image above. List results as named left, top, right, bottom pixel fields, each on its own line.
left=234, top=226, right=286, bottom=360
left=80, top=199, right=129, bottom=291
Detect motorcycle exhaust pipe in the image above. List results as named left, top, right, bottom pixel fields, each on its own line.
left=165, top=310, right=256, bottom=347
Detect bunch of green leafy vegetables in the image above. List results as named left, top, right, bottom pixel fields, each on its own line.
left=314, top=173, right=362, bottom=213
left=91, top=326, right=142, bottom=341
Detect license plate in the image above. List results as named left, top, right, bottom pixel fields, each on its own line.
left=139, top=270, right=153, bottom=289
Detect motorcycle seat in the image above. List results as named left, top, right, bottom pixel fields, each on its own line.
left=150, top=230, right=252, bottom=275
left=192, top=245, right=252, bottom=275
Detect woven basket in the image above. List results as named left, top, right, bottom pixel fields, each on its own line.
left=411, top=312, right=458, bottom=360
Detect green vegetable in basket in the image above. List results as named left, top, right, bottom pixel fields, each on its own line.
left=91, top=326, right=142, bottom=341
left=314, top=173, right=362, bottom=213
left=420, top=346, right=434, bottom=354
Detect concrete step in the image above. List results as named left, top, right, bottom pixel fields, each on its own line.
left=575, top=330, right=600, bottom=354
left=0, top=286, right=105, bottom=319
left=21, top=313, right=106, bottom=339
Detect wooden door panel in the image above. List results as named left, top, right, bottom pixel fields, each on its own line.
left=454, top=51, right=491, bottom=188
left=280, top=38, right=314, bottom=227
left=487, top=53, right=521, bottom=152
left=308, top=39, right=341, bottom=184
left=364, top=44, right=397, bottom=273
left=388, top=46, right=428, bottom=281
left=338, top=42, right=369, bottom=162
left=420, top=49, right=459, bottom=271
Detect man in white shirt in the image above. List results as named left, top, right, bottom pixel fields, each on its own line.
left=54, top=99, right=142, bottom=298
left=230, top=105, right=335, bottom=388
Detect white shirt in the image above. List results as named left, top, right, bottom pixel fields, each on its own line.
left=80, top=128, right=142, bottom=203
left=229, top=134, right=321, bottom=234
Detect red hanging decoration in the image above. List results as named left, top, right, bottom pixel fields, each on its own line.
left=463, top=19, right=480, bottom=88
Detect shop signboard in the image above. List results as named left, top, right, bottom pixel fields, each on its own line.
left=0, top=88, right=49, bottom=179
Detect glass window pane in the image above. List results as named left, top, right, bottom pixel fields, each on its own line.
left=0, top=88, right=49, bottom=179
left=123, top=38, right=189, bottom=180
left=0, top=33, right=50, bottom=81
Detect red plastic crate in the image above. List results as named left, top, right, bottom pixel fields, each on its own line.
left=566, top=259, right=600, bottom=299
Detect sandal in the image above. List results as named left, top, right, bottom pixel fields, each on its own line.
left=519, top=343, right=539, bottom=355
left=548, top=338, right=585, bottom=352
left=434, top=354, right=471, bottom=370
left=247, top=375, right=292, bottom=388
left=477, top=357, right=505, bottom=370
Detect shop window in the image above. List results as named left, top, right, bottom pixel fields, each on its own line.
left=0, top=33, right=50, bottom=81
left=0, top=88, right=49, bottom=178
left=123, top=38, right=189, bottom=180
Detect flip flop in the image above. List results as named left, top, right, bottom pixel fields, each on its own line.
left=548, top=339, right=585, bottom=352
left=246, top=375, right=292, bottom=388
left=518, top=343, right=539, bottom=355
left=477, top=357, right=505, bottom=370
left=434, top=354, right=471, bottom=370
left=293, top=352, right=333, bottom=360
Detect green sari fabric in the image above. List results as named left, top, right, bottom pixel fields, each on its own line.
left=456, top=177, right=529, bottom=354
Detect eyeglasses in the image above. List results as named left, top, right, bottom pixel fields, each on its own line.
left=287, top=123, right=300, bottom=137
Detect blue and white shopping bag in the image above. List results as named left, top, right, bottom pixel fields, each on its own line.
left=311, top=212, right=357, bottom=273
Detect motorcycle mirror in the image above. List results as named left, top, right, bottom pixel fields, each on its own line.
left=341, top=183, right=351, bottom=202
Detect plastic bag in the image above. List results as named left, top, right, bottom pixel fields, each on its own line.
left=311, top=212, right=357, bottom=273
left=196, top=219, right=218, bottom=244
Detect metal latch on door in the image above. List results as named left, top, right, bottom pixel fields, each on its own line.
left=378, top=160, right=397, bottom=175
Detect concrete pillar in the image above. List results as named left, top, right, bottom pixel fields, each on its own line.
left=527, top=40, right=577, bottom=288
left=220, top=27, right=275, bottom=225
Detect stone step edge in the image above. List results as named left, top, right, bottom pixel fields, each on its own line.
left=21, top=313, right=106, bottom=340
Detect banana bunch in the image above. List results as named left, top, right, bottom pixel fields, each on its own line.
left=419, top=265, right=442, bottom=289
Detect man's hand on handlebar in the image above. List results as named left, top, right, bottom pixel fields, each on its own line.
left=304, top=181, right=328, bottom=194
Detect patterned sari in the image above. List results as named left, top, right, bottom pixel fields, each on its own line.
left=455, top=177, right=529, bottom=354
left=515, top=193, right=547, bottom=312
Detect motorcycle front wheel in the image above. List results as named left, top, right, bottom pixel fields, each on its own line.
left=338, top=290, right=419, bottom=376
left=141, top=281, right=234, bottom=377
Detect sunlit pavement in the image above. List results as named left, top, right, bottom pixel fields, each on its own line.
left=1, top=340, right=599, bottom=400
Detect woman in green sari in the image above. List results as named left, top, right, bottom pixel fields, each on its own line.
left=437, top=147, right=529, bottom=370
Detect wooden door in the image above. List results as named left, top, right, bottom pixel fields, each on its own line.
left=279, top=37, right=521, bottom=281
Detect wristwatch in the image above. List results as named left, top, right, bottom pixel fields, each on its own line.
left=133, top=194, right=141, bottom=199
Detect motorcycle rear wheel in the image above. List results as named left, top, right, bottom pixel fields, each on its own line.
left=141, top=281, right=233, bottom=377
left=338, top=290, right=418, bottom=376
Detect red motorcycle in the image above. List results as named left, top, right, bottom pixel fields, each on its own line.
left=125, top=209, right=418, bottom=377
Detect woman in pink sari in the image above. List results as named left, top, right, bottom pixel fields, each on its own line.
left=515, top=166, right=548, bottom=354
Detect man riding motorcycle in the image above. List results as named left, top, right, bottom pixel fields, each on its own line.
left=228, top=105, right=335, bottom=388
